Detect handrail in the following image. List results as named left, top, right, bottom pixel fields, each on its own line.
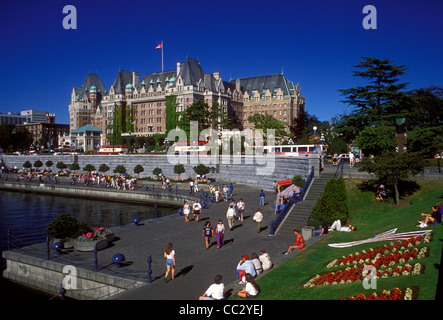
left=269, top=166, right=315, bottom=236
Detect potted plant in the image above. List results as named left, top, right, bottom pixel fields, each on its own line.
left=45, top=213, right=88, bottom=248
left=74, top=229, right=109, bottom=252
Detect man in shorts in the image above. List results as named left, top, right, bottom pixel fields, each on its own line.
left=193, top=200, right=202, bottom=222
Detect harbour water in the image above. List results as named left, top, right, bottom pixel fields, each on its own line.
left=0, top=190, right=176, bottom=299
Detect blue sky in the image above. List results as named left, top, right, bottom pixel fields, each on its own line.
left=0, top=0, right=442, bottom=124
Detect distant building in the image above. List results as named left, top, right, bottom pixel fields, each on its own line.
left=68, top=57, right=305, bottom=147
left=58, top=124, right=102, bottom=151
left=0, top=112, right=30, bottom=125
left=21, top=110, right=55, bottom=123
left=18, top=122, right=70, bottom=150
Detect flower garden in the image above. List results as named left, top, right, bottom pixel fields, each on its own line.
left=301, top=233, right=432, bottom=299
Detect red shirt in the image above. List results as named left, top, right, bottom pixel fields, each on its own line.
left=293, top=234, right=306, bottom=250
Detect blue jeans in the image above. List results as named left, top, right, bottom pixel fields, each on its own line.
left=259, top=196, right=265, bottom=206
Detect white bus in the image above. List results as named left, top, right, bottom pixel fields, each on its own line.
left=263, top=144, right=326, bottom=156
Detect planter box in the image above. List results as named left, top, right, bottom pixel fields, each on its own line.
left=74, top=238, right=109, bottom=252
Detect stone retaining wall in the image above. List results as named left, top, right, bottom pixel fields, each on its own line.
left=2, top=250, right=145, bottom=300
left=2, top=154, right=321, bottom=191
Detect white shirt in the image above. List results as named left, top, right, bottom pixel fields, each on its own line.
left=226, top=207, right=235, bottom=218
left=165, top=250, right=175, bottom=260
left=245, top=282, right=258, bottom=296
left=259, top=253, right=272, bottom=271
left=253, top=211, right=263, bottom=222
left=205, top=283, right=225, bottom=300
left=193, top=203, right=202, bottom=211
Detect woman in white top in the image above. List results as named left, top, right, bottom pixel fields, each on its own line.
left=183, top=201, right=190, bottom=223
left=237, top=273, right=260, bottom=298
left=199, top=275, right=225, bottom=300
left=259, top=249, right=273, bottom=271
left=164, top=243, right=175, bottom=282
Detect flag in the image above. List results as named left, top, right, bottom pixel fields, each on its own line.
left=155, top=43, right=162, bottom=50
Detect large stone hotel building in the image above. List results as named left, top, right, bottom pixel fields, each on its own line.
left=68, top=57, right=305, bottom=149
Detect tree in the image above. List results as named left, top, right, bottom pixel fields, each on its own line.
left=133, top=164, right=144, bottom=177
left=247, top=114, right=287, bottom=143
left=180, top=100, right=212, bottom=138
left=113, top=165, right=127, bottom=174
left=337, top=57, right=408, bottom=147
left=311, top=177, right=349, bottom=225
left=152, top=167, right=162, bottom=176
left=173, top=164, right=185, bottom=179
left=33, top=160, right=43, bottom=170
left=83, top=164, right=96, bottom=173
left=98, top=163, right=110, bottom=174
left=359, top=151, right=425, bottom=205
left=354, top=125, right=396, bottom=156
left=193, top=164, right=210, bottom=176
left=23, top=160, right=32, bottom=170
left=56, top=161, right=67, bottom=171
left=45, top=160, right=54, bottom=170
left=69, top=162, right=80, bottom=172
left=339, top=57, right=408, bottom=127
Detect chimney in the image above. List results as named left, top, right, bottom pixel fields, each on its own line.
left=177, top=62, right=182, bottom=75
left=132, top=71, right=139, bottom=86
left=235, top=79, right=241, bottom=92
left=213, top=72, right=220, bottom=81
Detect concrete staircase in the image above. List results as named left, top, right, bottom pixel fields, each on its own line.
left=275, top=164, right=337, bottom=237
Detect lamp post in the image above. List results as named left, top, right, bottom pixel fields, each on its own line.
left=312, top=126, right=318, bottom=154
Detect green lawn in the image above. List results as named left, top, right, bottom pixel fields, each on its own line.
left=250, top=179, right=443, bottom=300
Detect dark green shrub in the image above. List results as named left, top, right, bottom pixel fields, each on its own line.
left=45, top=213, right=88, bottom=242
left=134, top=164, right=144, bottom=176
left=114, top=165, right=127, bottom=174
left=311, top=176, right=349, bottom=225
left=292, top=175, right=305, bottom=188
left=193, top=164, right=210, bottom=176
left=152, top=167, right=162, bottom=176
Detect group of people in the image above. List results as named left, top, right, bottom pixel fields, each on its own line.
left=198, top=249, right=273, bottom=300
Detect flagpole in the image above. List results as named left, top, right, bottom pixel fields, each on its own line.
left=161, top=41, right=164, bottom=72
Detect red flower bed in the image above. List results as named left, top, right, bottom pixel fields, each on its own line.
left=340, top=287, right=409, bottom=300
left=330, top=236, right=426, bottom=268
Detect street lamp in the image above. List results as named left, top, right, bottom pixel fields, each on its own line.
left=312, top=126, right=318, bottom=154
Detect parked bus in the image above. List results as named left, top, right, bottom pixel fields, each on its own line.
left=263, top=144, right=326, bottom=156
left=173, top=142, right=209, bottom=155
left=99, top=145, right=127, bottom=155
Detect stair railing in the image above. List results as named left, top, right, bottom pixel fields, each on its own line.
left=269, top=166, right=315, bottom=236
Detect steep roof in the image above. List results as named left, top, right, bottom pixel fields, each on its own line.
left=74, top=73, right=107, bottom=101
left=137, top=70, right=177, bottom=91
left=230, top=74, right=293, bottom=97
left=111, top=70, right=133, bottom=95
left=178, top=58, right=205, bottom=86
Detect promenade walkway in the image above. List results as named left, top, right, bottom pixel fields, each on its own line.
left=103, top=182, right=318, bottom=300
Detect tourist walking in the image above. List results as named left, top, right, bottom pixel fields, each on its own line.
left=164, top=243, right=175, bottom=282
left=226, top=204, right=236, bottom=231
left=253, top=208, right=263, bottom=233
left=237, top=198, right=245, bottom=221
left=202, top=221, right=214, bottom=250
left=259, top=190, right=265, bottom=206
left=216, top=220, right=225, bottom=248
left=193, top=200, right=202, bottom=222
left=183, top=201, right=190, bottom=223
